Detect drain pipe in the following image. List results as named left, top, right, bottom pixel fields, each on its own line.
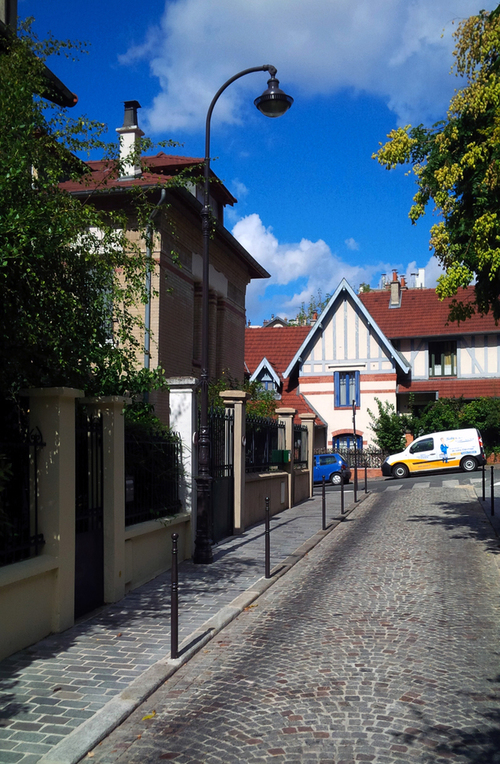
left=144, top=189, right=167, bottom=371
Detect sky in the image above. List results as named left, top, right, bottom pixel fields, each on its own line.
left=22, top=0, right=491, bottom=325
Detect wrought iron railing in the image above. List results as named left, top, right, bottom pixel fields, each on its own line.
left=125, top=426, right=182, bottom=526
left=245, top=415, right=285, bottom=473
left=0, top=428, right=45, bottom=569
left=314, top=446, right=387, bottom=468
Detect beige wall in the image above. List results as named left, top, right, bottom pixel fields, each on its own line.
left=244, top=472, right=288, bottom=527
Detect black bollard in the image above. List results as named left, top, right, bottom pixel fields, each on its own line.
left=354, top=464, right=358, bottom=503
left=364, top=465, right=368, bottom=494
left=265, top=496, right=271, bottom=578
left=491, top=465, right=495, bottom=517
left=482, top=463, right=486, bottom=501
left=341, top=475, right=345, bottom=515
left=171, top=532, right=179, bottom=659
left=322, top=475, right=326, bottom=530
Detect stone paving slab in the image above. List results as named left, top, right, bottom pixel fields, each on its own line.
left=0, top=491, right=352, bottom=764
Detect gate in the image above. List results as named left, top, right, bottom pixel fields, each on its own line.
left=209, top=408, right=234, bottom=543
left=74, top=405, right=104, bottom=619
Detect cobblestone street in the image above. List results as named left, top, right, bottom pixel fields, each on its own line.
left=89, top=485, right=500, bottom=764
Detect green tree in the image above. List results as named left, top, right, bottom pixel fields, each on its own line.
left=0, top=22, right=170, bottom=399
left=209, top=371, right=278, bottom=418
left=293, top=288, right=332, bottom=325
left=367, top=398, right=408, bottom=453
left=373, top=6, right=500, bottom=322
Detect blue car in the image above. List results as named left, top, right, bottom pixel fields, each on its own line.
left=313, top=453, right=351, bottom=485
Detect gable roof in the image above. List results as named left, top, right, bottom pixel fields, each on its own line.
left=283, top=279, right=411, bottom=378
left=359, top=286, right=499, bottom=338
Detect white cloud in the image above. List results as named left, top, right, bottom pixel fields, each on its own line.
left=233, top=213, right=444, bottom=322
left=119, top=0, right=483, bottom=133
left=345, top=237, right=360, bottom=251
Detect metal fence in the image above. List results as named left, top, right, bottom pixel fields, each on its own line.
left=314, top=446, right=387, bottom=468
left=0, top=427, right=45, bottom=569
left=245, top=415, right=285, bottom=473
left=294, top=423, right=308, bottom=468
left=124, top=425, right=182, bottom=526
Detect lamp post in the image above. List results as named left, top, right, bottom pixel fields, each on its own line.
left=193, top=65, right=293, bottom=564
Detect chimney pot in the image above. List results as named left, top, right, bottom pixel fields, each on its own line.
left=123, top=100, right=141, bottom=128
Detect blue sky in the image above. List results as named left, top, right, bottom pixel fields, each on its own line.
left=23, top=0, right=489, bottom=325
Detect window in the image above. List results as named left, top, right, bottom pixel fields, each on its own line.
left=260, top=371, right=276, bottom=392
left=331, top=434, right=362, bottom=450
left=428, top=340, right=457, bottom=377
left=410, top=437, right=434, bottom=454
left=334, top=371, right=360, bottom=408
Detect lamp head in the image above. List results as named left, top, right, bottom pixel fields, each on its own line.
left=254, top=75, right=293, bottom=118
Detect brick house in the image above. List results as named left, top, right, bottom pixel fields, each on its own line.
left=246, top=275, right=500, bottom=450
left=61, top=102, right=269, bottom=420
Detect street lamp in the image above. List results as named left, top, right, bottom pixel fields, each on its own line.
left=193, top=65, right=293, bottom=565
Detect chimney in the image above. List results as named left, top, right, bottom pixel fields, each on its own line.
left=116, top=100, right=144, bottom=179
left=390, top=270, right=401, bottom=307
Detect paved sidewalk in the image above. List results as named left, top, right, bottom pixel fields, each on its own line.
left=0, top=489, right=358, bottom=764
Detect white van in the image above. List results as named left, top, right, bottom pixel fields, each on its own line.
left=381, top=428, right=486, bottom=479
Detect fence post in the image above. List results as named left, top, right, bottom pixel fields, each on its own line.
left=299, top=413, right=315, bottom=498
left=364, top=465, right=368, bottom=494
left=27, top=388, right=84, bottom=633
left=491, top=465, right=495, bottom=517
left=220, top=391, right=249, bottom=534
left=341, top=476, right=345, bottom=515
left=354, top=463, right=358, bottom=503
left=265, top=497, right=271, bottom=578
left=275, top=408, right=297, bottom=508
left=322, top=476, right=326, bottom=530
left=482, top=463, right=486, bottom=501
left=168, top=378, right=199, bottom=556
left=171, top=532, right=179, bottom=659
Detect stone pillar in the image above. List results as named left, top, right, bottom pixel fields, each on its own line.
left=82, top=396, right=130, bottom=604
left=220, top=391, right=249, bottom=534
left=300, top=413, right=316, bottom=498
left=168, top=377, right=199, bottom=557
left=275, top=408, right=297, bottom=509
left=28, top=387, right=83, bottom=632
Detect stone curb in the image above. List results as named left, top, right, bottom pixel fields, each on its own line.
left=37, top=495, right=369, bottom=764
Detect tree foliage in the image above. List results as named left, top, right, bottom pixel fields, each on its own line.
left=370, top=395, right=500, bottom=455
left=367, top=398, right=408, bottom=453
left=373, top=5, right=500, bottom=322
left=292, top=289, right=332, bottom=325
left=0, top=23, right=171, bottom=399
left=209, top=371, right=278, bottom=418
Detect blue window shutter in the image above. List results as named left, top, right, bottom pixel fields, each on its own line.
left=355, top=371, right=360, bottom=406
left=334, top=372, right=340, bottom=407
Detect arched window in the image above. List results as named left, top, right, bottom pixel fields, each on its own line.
left=332, top=433, right=362, bottom=450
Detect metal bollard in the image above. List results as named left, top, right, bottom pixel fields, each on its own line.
left=265, top=496, right=271, bottom=579
left=491, top=465, right=495, bottom=517
left=354, top=465, right=358, bottom=503
left=482, top=463, right=486, bottom=501
left=171, top=533, right=179, bottom=659
left=322, top=475, right=326, bottom=530
left=364, top=465, right=368, bottom=494
left=341, top=475, right=345, bottom=515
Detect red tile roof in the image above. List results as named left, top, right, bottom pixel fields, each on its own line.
left=359, top=287, right=498, bottom=339
left=245, top=326, right=310, bottom=378
left=60, top=152, right=236, bottom=205
left=245, top=326, right=324, bottom=424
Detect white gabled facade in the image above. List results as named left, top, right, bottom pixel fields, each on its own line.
left=284, top=279, right=410, bottom=448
